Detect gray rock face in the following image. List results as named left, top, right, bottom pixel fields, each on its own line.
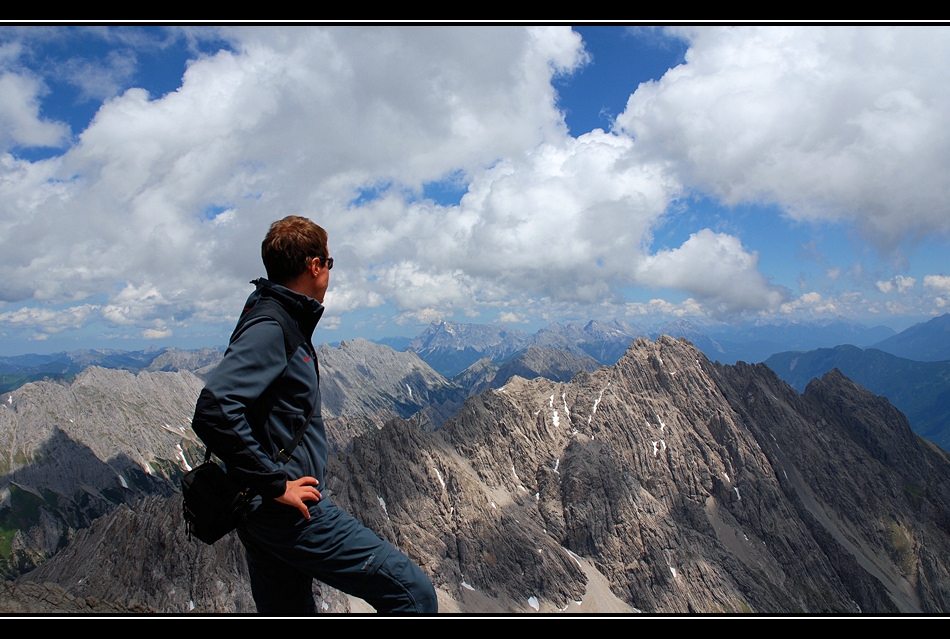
left=451, top=357, right=499, bottom=392
left=316, top=337, right=468, bottom=446
left=323, top=336, right=950, bottom=613
left=0, top=366, right=204, bottom=472
left=145, top=347, right=224, bottom=378
left=0, top=367, right=206, bottom=578
left=0, top=580, right=155, bottom=613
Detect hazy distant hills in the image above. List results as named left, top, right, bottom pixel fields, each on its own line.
left=0, top=346, right=223, bottom=394
left=404, top=316, right=903, bottom=374
left=0, top=314, right=915, bottom=394
left=405, top=319, right=649, bottom=378
left=870, top=313, right=950, bottom=362
left=702, top=317, right=898, bottom=365
left=405, top=321, right=532, bottom=377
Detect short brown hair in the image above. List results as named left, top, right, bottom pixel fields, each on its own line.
left=261, top=216, right=328, bottom=285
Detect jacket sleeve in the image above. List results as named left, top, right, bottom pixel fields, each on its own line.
left=191, top=318, right=290, bottom=500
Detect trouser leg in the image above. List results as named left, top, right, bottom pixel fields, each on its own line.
left=240, top=526, right=317, bottom=614
left=238, top=499, right=437, bottom=614
left=355, top=542, right=439, bottom=613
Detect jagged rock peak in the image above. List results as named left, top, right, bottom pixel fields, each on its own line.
left=327, top=334, right=950, bottom=613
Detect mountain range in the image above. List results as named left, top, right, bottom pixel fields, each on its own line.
left=756, top=315, right=950, bottom=452
left=1, top=314, right=949, bottom=613
left=1, top=331, right=949, bottom=613
left=391, top=315, right=906, bottom=375
left=0, top=314, right=916, bottom=388
left=2, top=314, right=947, bottom=456
left=3, top=314, right=947, bottom=454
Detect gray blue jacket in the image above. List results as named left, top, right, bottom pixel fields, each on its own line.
left=191, top=279, right=328, bottom=514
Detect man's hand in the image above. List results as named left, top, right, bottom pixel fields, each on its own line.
left=275, top=477, right=322, bottom=518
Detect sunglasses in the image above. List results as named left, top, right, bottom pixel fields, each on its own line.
left=312, top=256, right=334, bottom=270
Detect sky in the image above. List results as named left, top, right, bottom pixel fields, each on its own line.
left=1, top=23, right=950, bottom=356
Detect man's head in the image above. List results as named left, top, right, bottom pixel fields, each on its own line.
left=262, top=216, right=332, bottom=301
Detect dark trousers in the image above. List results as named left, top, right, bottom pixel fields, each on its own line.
left=237, top=498, right=437, bottom=614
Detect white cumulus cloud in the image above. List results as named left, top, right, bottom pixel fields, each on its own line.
left=0, top=26, right=591, bottom=334
left=636, top=229, right=788, bottom=314
left=616, top=25, right=950, bottom=251
left=0, top=72, right=70, bottom=150
left=924, top=274, right=950, bottom=296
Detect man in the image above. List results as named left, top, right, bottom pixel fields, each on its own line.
left=191, top=215, right=438, bottom=614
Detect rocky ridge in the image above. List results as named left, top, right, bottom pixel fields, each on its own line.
left=0, top=367, right=205, bottom=579
left=316, top=338, right=467, bottom=447
left=323, top=336, right=950, bottom=612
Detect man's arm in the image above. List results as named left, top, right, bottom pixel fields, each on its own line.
left=192, top=318, right=305, bottom=501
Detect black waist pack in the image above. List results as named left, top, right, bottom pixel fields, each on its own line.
left=181, top=455, right=249, bottom=545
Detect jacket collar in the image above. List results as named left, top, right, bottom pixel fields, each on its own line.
left=248, top=278, right=325, bottom=338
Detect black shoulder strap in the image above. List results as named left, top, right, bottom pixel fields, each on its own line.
left=275, top=398, right=318, bottom=464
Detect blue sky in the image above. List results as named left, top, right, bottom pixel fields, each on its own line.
left=1, top=24, right=949, bottom=355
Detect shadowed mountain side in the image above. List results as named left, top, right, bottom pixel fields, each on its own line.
left=0, top=367, right=206, bottom=579
left=713, top=362, right=950, bottom=612
left=0, top=428, right=182, bottom=579
left=12, top=494, right=352, bottom=613
left=764, top=345, right=950, bottom=451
